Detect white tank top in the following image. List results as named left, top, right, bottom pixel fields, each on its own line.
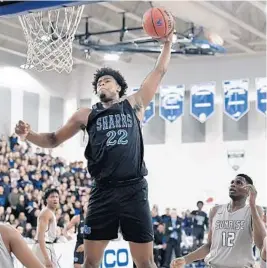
left=37, top=208, right=57, bottom=243
left=205, top=204, right=255, bottom=268
left=0, top=232, right=14, bottom=268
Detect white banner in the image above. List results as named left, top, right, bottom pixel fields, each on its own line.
left=14, top=239, right=133, bottom=268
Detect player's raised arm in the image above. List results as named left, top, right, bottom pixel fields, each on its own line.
left=127, top=32, right=173, bottom=119
left=171, top=206, right=218, bottom=268
left=245, top=184, right=267, bottom=249
left=15, top=108, right=90, bottom=148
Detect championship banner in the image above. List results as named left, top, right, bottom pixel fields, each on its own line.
left=190, top=82, right=215, bottom=123
left=256, top=77, right=267, bottom=116
left=159, top=85, right=185, bottom=122
left=132, top=88, right=155, bottom=124
left=223, top=79, right=249, bottom=121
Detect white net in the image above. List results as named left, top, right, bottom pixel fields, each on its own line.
left=18, top=5, right=84, bottom=73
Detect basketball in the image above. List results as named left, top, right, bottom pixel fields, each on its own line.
left=142, top=7, right=174, bottom=39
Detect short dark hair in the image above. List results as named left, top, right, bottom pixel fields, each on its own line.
left=44, top=188, right=59, bottom=205
left=197, top=201, right=204, bottom=206
left=92, top=67, right=128, bottom=98
left=236, top=174, right=253, bottom=185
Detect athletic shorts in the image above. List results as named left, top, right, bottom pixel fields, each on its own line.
left=32, top=243, right=58, bottom=267
left=74, top=241, right=84, bottom=265
left=84, top=178, right=153, bottom=243
left=193, top=227, right=204, bottom=241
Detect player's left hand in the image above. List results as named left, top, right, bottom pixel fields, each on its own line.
left=76, top=244, right=84, bottom=252
left=157, top=29, right=174, bottom=43
left=243, top=184, right=257, bottom=207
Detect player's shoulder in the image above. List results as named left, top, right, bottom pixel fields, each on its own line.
left=210, top=204, right=224, bottom=217
left=75, top=108, right=91, bottom=123
left=39, top=208, right=54, bottom=219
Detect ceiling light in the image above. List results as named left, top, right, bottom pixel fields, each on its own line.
left=104, top=54, right=120, bottom=61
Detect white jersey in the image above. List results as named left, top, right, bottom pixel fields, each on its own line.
left=36, top=208, right=57, bottom=243
left=205, top=204, right=255, bottom=268
left=0, top=231, right=14, bottom=268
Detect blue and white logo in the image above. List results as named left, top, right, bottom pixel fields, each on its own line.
left=223, top=79, right=249, bottom=121
left=256, top=77, right=267, bottom=116
left=190, top=82, right=215, bottom=123
left=159, top=85, right=185, bottom=122
left=100, top=248, right=129, bottom=268
left=83, top=225, right=91, bottom=235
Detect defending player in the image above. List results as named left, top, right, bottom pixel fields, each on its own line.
left=171, top=174, right=266, bottom=268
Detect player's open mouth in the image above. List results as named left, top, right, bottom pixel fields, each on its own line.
left=229, top=189, right=236, bottom=194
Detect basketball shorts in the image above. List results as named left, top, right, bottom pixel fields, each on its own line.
left=32, top=243, right=58, bottom=267
left=84, top=178, right=154, bottom=243
left=193, top=227, right=204, bottom=241
left=74, top=241, right=84, bottom=265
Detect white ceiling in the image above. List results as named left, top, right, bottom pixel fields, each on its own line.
left=0, top=1, right=266, bottom=69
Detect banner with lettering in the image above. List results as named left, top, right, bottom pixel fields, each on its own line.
left=159, top=85, right=185, bottom=122
left=190, top=82, right=215, bottom=123
left=132, top=88, right=155, bottom=124
left=256, top=77, right=267, bottom=116
left=223, top=79, right=249, bottom=121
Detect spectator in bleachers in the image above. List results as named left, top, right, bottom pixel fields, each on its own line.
left=161, top=207, right=171, bottom=224
left=152, top=205, right=162, bottom=232
left=182, top=209, right=193, bottom=236
left=163, top=208, right=182, bottom=268
left=153, top=223, right=166, bottom=267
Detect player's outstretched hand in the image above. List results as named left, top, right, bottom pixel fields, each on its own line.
left=170, top=257, right=186, bottom=268
left=243, top=184, right=257, bottom=207
left=15, top=120, right=30, bottom=140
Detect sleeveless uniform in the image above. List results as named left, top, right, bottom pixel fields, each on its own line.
left=74, top=213, right=85, bottom=265
left=32, top=209, right=58, bottom=267
left=205, top=204, right=255, bottom=268
left=83, top=99, right=153, bottom=242
left=0, top=229, right=14, bottom=268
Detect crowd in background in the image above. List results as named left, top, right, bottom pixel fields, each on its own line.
left=0, top=133, right=266, bottom=268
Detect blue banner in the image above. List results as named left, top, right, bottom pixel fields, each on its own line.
left=223, top=79, right=249, bottom=121
left=159, top=85, right=185, bottom=122
left=190, top=82, right=215, bottom=123
left=256, top=77, right=267, bottom=116
left=132, top=88, right=155, bottom=124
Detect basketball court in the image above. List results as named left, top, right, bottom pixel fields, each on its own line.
left=0, top=1, right=266, bottom=268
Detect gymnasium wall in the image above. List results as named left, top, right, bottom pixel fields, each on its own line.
left=0, top=51, right=266, bottom=211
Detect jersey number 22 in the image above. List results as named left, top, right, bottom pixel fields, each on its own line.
left=106, top=129, right=128, bottom=146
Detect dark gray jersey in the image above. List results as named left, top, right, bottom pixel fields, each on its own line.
left=205, top=204, right=255, bottom=268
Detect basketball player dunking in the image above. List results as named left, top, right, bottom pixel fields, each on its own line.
left=64, top=202, right=88, bottom=268
left=32, top=189, right=59, bottom=268
left=171, top=174, right=266, bottom=268
left=15, top=30, right=174, bottom=267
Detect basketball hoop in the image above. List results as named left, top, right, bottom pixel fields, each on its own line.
left=18, top=5, right=84, bottom=73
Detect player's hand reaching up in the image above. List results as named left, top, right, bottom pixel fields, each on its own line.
left=15, top=120, right=30, bottom=140
left=243, top=184, right=257, bottom=207
left=170, top=257, right=186, bottom=268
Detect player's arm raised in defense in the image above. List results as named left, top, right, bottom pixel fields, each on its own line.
left=37, top=210, right=53, bottom=262
left=15, top=108, right=90, bottom=148
left=171, top=206, right=218, bottom=267
left=1, top=224, right=45, bottom=268
left=127, top=32, right=173, bottom=120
